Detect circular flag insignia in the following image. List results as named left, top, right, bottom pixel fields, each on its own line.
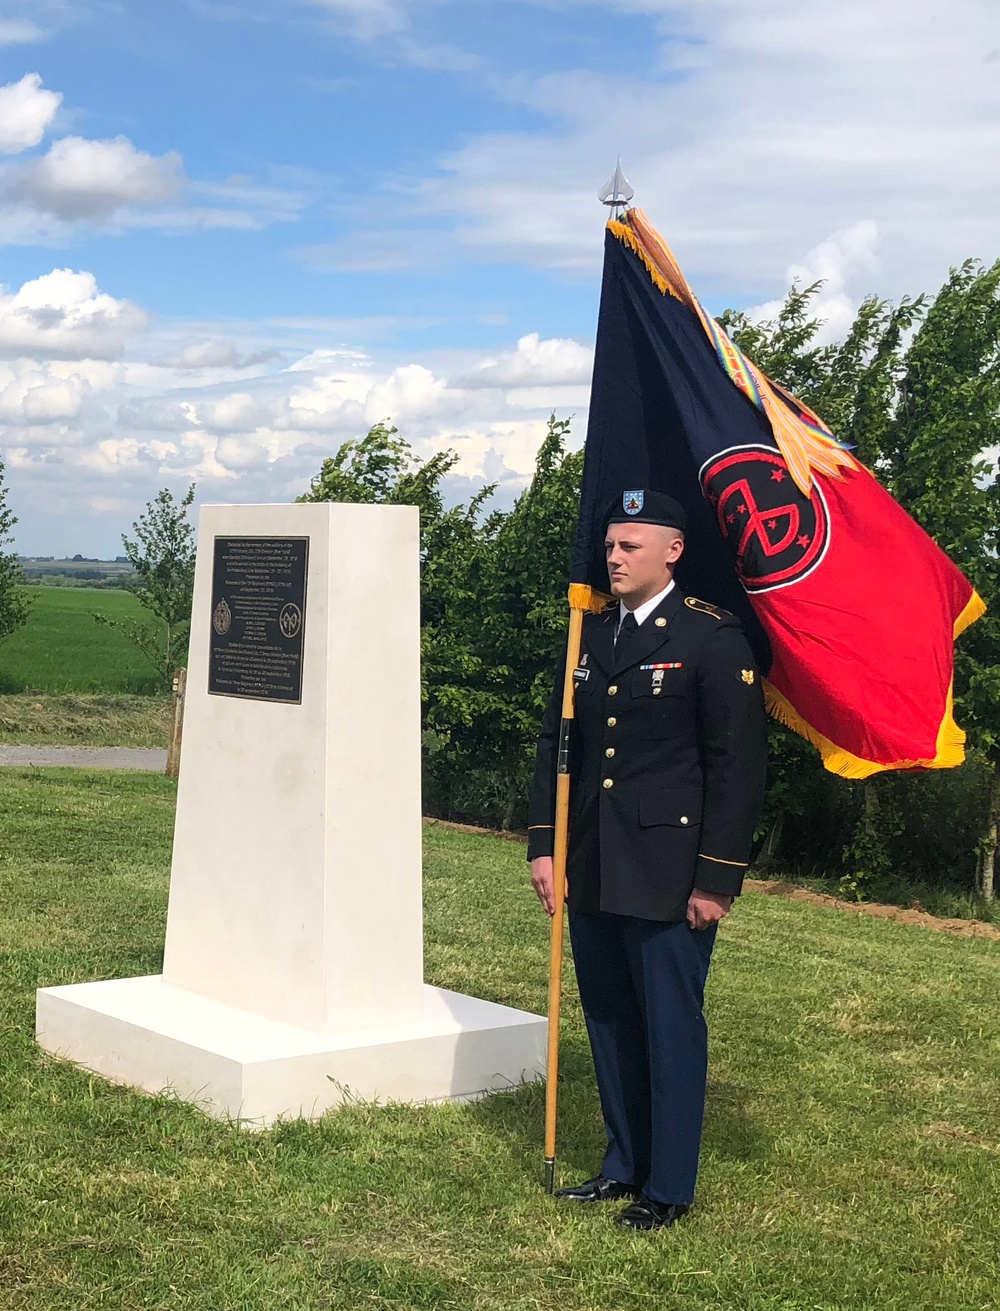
left=700, top=445, right=830, bottom=593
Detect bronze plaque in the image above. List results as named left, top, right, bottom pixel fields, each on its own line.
left=208, top=536, right=308, bottom=703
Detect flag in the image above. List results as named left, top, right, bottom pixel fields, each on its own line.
left=572, top=208, right=985, bottom=779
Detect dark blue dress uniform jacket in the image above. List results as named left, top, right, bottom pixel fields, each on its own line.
left=528, top=586, right=768, bottom=923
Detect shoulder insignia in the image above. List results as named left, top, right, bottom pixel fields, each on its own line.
left=684, top=596, right=730, bottom=620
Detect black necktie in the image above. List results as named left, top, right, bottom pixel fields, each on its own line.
left=616, top=611, right=639, bottom=652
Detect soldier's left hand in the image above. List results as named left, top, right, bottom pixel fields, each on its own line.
left=686, top=890, right=732, bottom=930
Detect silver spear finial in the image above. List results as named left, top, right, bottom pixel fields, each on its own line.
left=598, top=157, right=634, bottom=218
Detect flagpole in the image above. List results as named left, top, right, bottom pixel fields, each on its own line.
left=544, top=162, right=634, bottom=1195
left=543, top=596, right=585, bottom=1194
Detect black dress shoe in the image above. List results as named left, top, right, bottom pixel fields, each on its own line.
left=615, top=1195, right=690, bottom=1230
left=554, top=1175, right=638, bottom=1203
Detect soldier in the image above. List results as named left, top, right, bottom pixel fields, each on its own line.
left=528, top=488, right=768, bottom=1230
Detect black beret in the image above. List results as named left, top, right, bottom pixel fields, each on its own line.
left=603, top=489, right=686, bottom=533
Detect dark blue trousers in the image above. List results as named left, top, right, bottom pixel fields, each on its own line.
left=568, top=909, right=717, bottom=1206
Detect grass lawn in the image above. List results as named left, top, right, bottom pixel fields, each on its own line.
left=0, top=694, right=171, bottom=748
left=2, top=770, right=1000, bottom=1309
left=0, top=588, right=166, bottom=695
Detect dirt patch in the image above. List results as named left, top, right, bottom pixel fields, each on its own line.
left=423, top=817, right=1000, bottom=942
left=423, top=817, right=530, bottom=844
left=743, top=879, right=1000, bottom=941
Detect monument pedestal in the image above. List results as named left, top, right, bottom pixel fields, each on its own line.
left=36, top=979, right=542, bottom=1125
left=36, top=503, right=545, bottom=1123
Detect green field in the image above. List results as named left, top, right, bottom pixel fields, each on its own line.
left=0, top=587, right=166, bottom=694
left=2, top=770, right=1000, bottom=1309
left=0, top=693, right=171, bottom=747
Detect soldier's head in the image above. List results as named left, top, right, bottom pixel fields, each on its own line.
left=603, top=490, right=686, bottom=606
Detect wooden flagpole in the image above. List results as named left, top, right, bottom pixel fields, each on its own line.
left=543, top=590, right=589, bottom=1194
left=545, top=161, right=633, bottom=1194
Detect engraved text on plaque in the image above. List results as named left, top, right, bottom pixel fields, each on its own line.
left=208, top=536, right=308, bottom=703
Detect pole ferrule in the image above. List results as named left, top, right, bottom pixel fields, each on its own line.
left=557, top=718, right=572, bottom=775
left=544, top=1157, right=556, bottom=1195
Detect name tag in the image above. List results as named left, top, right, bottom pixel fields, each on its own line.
left=573, top=667, right=590, bottom=682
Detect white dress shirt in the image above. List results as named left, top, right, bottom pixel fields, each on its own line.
left=617, top=579, right=676, bottom=636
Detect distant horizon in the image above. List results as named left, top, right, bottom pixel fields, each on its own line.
left=19, top=554, right=131, bottom=563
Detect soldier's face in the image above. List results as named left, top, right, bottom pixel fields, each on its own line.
left=605, top=523, right=684, bottom=605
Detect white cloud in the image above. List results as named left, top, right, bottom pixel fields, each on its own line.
left=155, top=339, right=282, bottom=370
left=0, top=82, right=303, bottom=238
left=302, top=0, right=480, bottom=68
left=0, top=369, right=85, bottom=425
left=307, top=0, right=409, bottom=39
left=0, top=269, right=147, bottom=360
left=3, top=325, right=593, bottom=553
left=0, top=19, right=46, bottom=45
left=342, top=0, right=1000, bottom=306
left=12, top=135, right=183, bottom=219
left=203, top=391, right=263, bottom=432
left=745, top=220, right=881, bottom=344
left=0, top=73, right=61, bottom=154
left=456, top=333, right=592, bottom=387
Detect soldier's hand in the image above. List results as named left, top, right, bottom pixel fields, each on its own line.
left=686, top=889, right=732, bottom=930
left=530, top=856, right=559, bottom=916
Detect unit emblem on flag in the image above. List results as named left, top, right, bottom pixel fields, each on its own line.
left=623, top=490, right=644, bottom=515
left=701, top=446, right=830, bottom=593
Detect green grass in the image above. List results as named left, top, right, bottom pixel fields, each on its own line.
left=0, top=694, right=172, bottom=747
left=2, top=771, right=1000, bottom=1309
left=0, top=588, right=165, bottom=694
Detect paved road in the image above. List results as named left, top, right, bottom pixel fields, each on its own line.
left=0, top=745, right=168, bottom=771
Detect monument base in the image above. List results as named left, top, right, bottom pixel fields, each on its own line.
left=36, top=978, right=547, bottom=1126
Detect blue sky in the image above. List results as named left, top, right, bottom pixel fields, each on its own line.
left=1, top=0, right=998, bottom=555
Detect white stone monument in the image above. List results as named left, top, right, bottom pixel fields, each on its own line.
left=36, top=503, right=546, bottom=1125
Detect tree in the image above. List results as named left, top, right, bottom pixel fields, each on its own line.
left=423, top=416, right=583, bottom=828
left=725, top=263, right=1000, bottom=902
left=298, top=420, right=462, bottom=526
left=96, top=485, right=197, bottom=691
left=0, top=458, right=30, bottom=646
left=882, top=262, right=1000, bottom=900
left=299, top=416, right=584, bottom=829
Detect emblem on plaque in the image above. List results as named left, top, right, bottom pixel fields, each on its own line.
left=212, top=598, right=232, bottom=636
left=279, top=603, right=302, bottom=639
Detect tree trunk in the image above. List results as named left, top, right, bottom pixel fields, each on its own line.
left=501, top=776, right=517, bottom=832
left=977, top=764, right=1000, bottom=904
left=763, top=811, right=785, bottom=865
left=166, top=667, right=187, bottom=780
left=863, top=778, right=879, bottom=824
